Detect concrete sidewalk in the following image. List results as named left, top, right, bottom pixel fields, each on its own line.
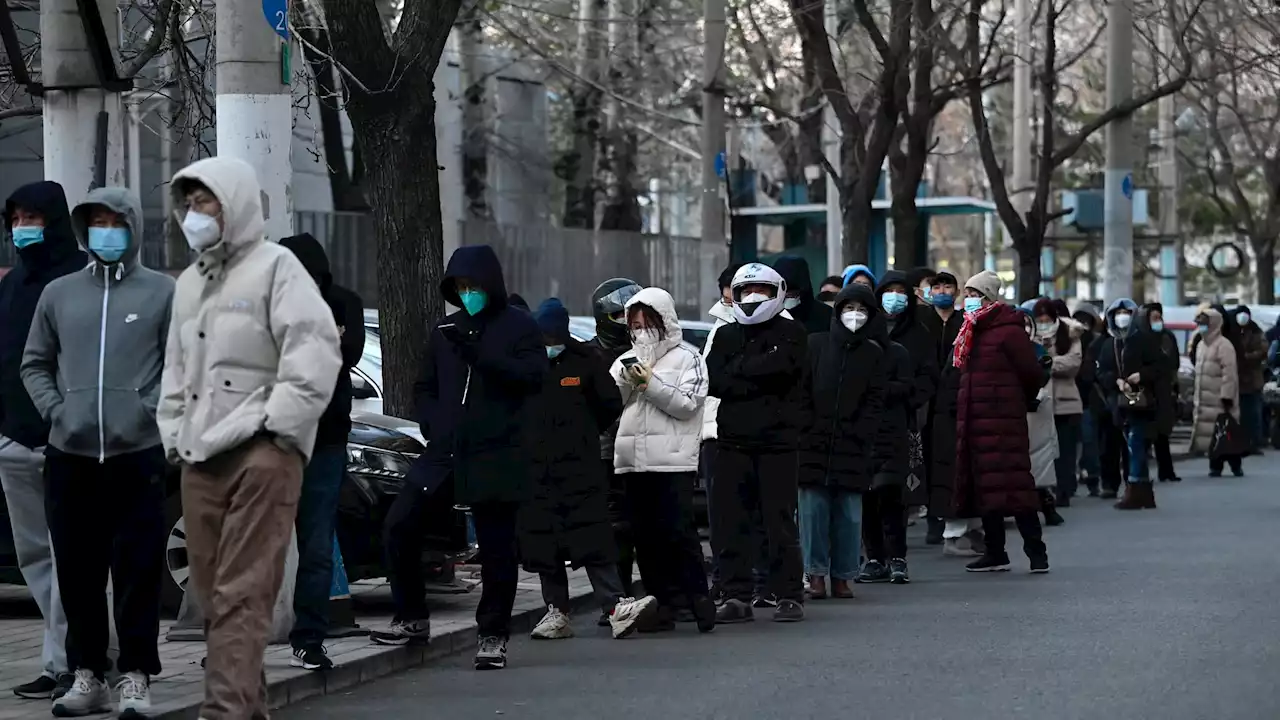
left=0, top=567, right=594, bottom=720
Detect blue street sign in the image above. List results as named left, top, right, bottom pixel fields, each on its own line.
left=263, top=0, right=288, bottom=40
left=1121, top=173, right=1133, bottom=200
left=715, top=151, right=726, bottom=179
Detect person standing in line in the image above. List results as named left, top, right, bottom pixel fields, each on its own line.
left=706, top=263, right=809, bottom=623
left=1233, top=305, right=1268, bottom=453
left=926, top=271, right=974, bottom=551
left=158, top=158, right=342, bottom=719
left=842, top=264, right=877, bottom=289
left=773, top=255, right=833, bottom=336
left=907, top=266, right=943, bottom=340
left=0, top=181, right=83, bottom=701
left=816, top=276, right=843, bottom=306
left=377, top=246, right=547, bottom=672
left=952, top=271, right=1050, bottom=574
left=1141, top=303, right=1183, bottom=482
left=1089, top=300, right=1139, bottom=499
left=1017, top=306, right=1063, bottom=527
left=701, top=263, right=741, bottom=603
left=1072, top=303, right=1104, bottom=493
left=1190, top=309, right=1243, bottom=477
left=610, top=287, right=717, bottom=633
left=522, top=299, right=658, bottom=641
left=799, top=283, right=888, bottom=599
left=20, top=187, right=172, bottom=717
left=278, top=233, right=365, bottom=672
left=1114, top=304, right=1178, bottom=509
left=1031, top=298, right=1084, bottom=509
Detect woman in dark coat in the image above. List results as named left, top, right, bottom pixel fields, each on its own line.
left=952, top=271, right=1049, bottom=574
left=1114, top=304, right=1178, bottom=510
left=798, top=283, right=888, bottom=599
left=522, top=299, right=657, bottom=640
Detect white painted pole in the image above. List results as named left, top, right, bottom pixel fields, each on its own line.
left=127, top=101, right=142, bottom=194
left=823, top=0, right=841, bottom=275
left=1012, top=0, right=1033, bottom=292
left=1102, top=0, right=1134, bottom=302
left=1156, top=21, right=1180, bottom=306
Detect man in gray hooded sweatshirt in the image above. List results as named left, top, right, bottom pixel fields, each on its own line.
left=21, top=187, right=175, bottom=717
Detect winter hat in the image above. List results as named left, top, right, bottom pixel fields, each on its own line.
left=842, top=263, right=877, bottom=287
left=534, top=298, right=570, bottom=342
left=964, top=270, right=1002, bottom=300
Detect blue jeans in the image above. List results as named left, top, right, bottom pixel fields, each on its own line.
left=1080, top=409, right=1101, bottom=479
left=798, top=487, right=862, bottom=581
left=1126, top=423, right=1151, bottom=483
left=289, top=445, right=347, bottom=648
left=1240, top=393, right=1264, bottom=450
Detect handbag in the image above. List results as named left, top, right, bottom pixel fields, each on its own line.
left=1115, top=342, right=1152, bottom=410
left=1210, top=411, right=1249, bottom=459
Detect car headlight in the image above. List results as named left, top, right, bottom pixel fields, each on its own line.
left=347, top=443, right=418, bottom=496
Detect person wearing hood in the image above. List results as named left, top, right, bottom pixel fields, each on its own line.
left=1031, top=298, right=1084, bottom=507
left=952, top=271, right=1050, bottom=574
left=521, top=298, right=658, bottom=641
left=507, top=293, right=530, bottom=311
left=772, top=255, right=832, bottom=335
left=610, top=287, right=716, bottom=633
left=0, top=181, right=85, bottom=701
left=799, top=283, right=888, bottom=598
left=278, top=233, right=365, bottom=672
left=158, top=158, right=342, bottom=719
left=17, top=187, right=172, bottom=714
left=817, top=275, right=843, bottom=306
left=1072, top=302, right=1104, bottom=488
left=1232, top=305, right=1267, bottom=452
left=1016, top=306, right=1064, bottom=527
left=584, top=278, right=644, bottom=598
left=1190, top=308, right=1243, bottom=477
left=1140, top=303, right=1183, bottom=482
left=706, top=262, right=809, bottom=623
left=1114, top=304, right=1179, bottom=509
left=379, top=245, right=546, bottom=671
left=1089, top=299, right=1138, bottom=498
left=842, top=264, right=876, bottom=289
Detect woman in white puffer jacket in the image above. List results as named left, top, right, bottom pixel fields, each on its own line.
left=610, top=287, right=716, bottom=631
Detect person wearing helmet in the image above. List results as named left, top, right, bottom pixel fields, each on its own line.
left=705, top=262, right=809, bottom=624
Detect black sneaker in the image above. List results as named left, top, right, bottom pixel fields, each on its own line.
left=752, top=593, right=778, bottom=609
left=637, top=604, right=676, bottom=633
left=52, top=673, right=74, bottom=701
left=13, top=674, right=56, bottom=699
left=965, top=554, right=1012, bottom=572
left=290, top=645, right=333, bottom=671
left=474, top=636, right=507, bottom=670
left=889, top=558, right=910, bottom=584
left=856, top=560, right=891, bottom=583
left=925, top=517, right=944, bottom=545
left=370, top=619, right=431, bottom=646
left=692, top=595, right=717, bottom=633
left=1233, top=467, right=1245, bottom=477
left=1029, top=555, right=1050, bottom=574
left=714, top=598, right=754, bottom=624
left=773, top=599, right=804, bottom=622
left=597, top=611, right=611, bottom=628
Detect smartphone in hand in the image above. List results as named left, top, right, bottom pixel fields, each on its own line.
left=621, top=357, right=640, bottom=368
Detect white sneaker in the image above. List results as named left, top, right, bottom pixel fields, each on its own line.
left=609, top=595, right=657, bottom=639
left=530, top=606, right=573, bottom=639
left=116, top=672, right=151, bottom=719
left=50, top=669, right=111, bottom=717
left=943, top=538, right=979, bottom=557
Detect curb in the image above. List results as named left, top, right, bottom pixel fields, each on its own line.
left=152, top=584, right=600, bottom=718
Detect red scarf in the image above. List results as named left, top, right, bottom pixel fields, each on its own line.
left=952, top=301, right=1000, bottom=369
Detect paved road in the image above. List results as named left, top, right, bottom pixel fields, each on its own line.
left=280, top=455, right=1280, bottom=720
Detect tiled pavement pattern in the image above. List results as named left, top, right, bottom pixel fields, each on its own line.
left=0, top=568, right=594, bottom=720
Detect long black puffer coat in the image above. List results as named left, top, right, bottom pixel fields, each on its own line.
left=520, top=340, right=624, bottom=573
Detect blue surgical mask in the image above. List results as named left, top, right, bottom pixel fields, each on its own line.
left=932, top=292, right=954, bottom=309
left=546, top=344, right=565, bottom=359
left=459, top=289, right=488, bottom=316
left=11, top=226, right=43, bottom=248
left=881, top=291, right=907, bottom=315
left=921, top=287, right=932, bottom=301
left=963, top=297, right=983, bottom=314
left=88, top=227, right=130, bottom=263
left=1197, top=324, right=1209, bottom=334
left=1150, top=321, right=1164, bottom=333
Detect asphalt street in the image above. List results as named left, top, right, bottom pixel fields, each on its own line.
left=280, top=454, right=1280, bottom=720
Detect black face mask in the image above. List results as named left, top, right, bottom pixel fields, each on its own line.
left=595, top=320, right=631, bottom=350
left=817, top=290, right=837, bottom=304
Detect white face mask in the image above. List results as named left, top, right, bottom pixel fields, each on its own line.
left=840, top=310, right=867, bottom=332
left=783, top=297, right=801, bottom=310
left=1238, top=313, right=1251, bottom=325
left=631, top=328, right=662, bottom=366
left=181, top=211, right=221, bottom=251
left=741, top=292, right=771, bottom=304
left=1114, top=313, right=1132, bottom=329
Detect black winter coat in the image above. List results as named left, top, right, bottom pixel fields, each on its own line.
left=520, top=340, right=623, bottom=573
left=706, top=314, right=810, bottom=452
left=772, top=255, right=833, bottom=335
left=413, top=246, right=548, bottom=504
left=799, top=310, right=889, bottom=492
left=0, top=182, right=87, bottom=449
left=1121, top=310, right=1179, bottom=436
left=584, top=336, right=631, bottom=526
left=874, top=272, right=939, bottom=502
left=928, top=360, right=960, bottom=518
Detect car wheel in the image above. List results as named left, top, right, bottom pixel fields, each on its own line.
left=161, top=492, right=188, bottom=615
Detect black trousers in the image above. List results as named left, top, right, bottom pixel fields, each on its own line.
left=625, top=472, right=708, bottom=607
left=471, top=502, right=521, bottom=639
left=384, top=480, right=432, bottom=621
left=862, top=485, right=906, bottom=562
left=1154, top=434, right=1177, bottom=479
left=604, top=460, right=638, bottom=596
left=44, top=447, right=167, bottom=676
left=1098, top=411, right=1128, bottom=492
left=980, top=512, right=1046, bottom=560
left=1209, top=454, right=1243, bottom=474
left=710, top=447, right=803, bottom=603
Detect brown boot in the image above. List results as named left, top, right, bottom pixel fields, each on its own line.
left=807, top=575, right=828, bottom=599
left=1140, top=482, right=1157, bottom=509
left=831, top=579, right=854, bottom=599
left=1114, top=483, right=1144, bottom=510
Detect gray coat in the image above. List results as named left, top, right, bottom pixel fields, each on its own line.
left=21, top=187, right=175, bottom=460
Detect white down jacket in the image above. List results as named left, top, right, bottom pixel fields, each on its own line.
left=700, top=300, right=734, bottom=441
left=612, top=287, right=708, bottom=474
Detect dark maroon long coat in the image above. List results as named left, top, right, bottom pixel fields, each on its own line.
left=953, top=304, right=1045, bottom=517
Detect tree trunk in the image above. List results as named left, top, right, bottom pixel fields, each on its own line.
left=561, top=0, right=605, bottom=228
left=890, top=197, right=920, bottom=268
left=1255, top=236, right=1276, bottom=304
left=840, top=184, right=873, bottom=263
left=1014, top=242, right=1039, bottom=302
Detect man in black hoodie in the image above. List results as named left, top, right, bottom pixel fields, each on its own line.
left=706, top=262, right=809, bottom=624
left=279, top=233, right=365, bottom=671
left=375, top=246, right=546, bottom=672
left=0, top=181, right=85, bottom=699
left=772, top=255, right=832, bottom=335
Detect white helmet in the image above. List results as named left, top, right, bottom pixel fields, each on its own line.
left=730, top=262, right=787, bottom=325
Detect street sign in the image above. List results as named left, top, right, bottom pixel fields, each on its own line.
left=714, top=151, right=726, bottom=179
left=263, top=0, right=288, bottom=40
left=1121, top=173, right=1133, bottom=200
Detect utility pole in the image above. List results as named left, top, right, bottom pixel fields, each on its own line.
left=822, top=0, right=841, bottom=276
left=700, top=0, right=726, bottom=250
left=1011, top=0, right=1036, bottom=293
left=41, top=0, right=125, bottom=206
left=216, top=0, right=293, bottom=241
left=1102, top=0, right=1134, bottom=302
left=1156, top=21, right=1181, bottom=306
